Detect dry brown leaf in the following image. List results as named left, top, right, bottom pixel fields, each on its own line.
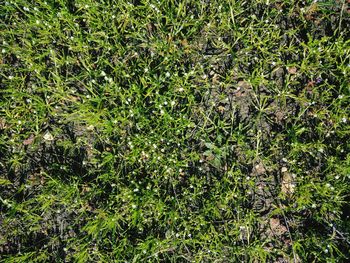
left=281, top=172, right=296, bottom=196
left=237, top=80, right=251, bottom=89
left=254, top=163, right=266, bottom=176
left=0, top=118, right=6, bottom=129
left=287, top=66, right=297, bottom=74
left=181, top=39, right=188, bottom=47
left=23, top=134, right=35, bottom=145
left=270, top=217, right=287, bottom=236
left=217, top=105, right=225, bottom=113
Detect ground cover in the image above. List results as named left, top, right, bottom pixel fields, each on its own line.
left=1, top=0, right=350, bottom=262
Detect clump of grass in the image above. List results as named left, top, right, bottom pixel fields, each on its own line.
left=0, top=0, right=350, bottom=262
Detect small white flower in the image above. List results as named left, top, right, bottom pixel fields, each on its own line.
left=144, top=68, right=149, bottom=73
left=86, top=125, right=94, bottom=131
left=36, top=20, right=40, bottom=25
left=165, top=72, right=170, bottom=77
left=160, top=109, right=164, bottom=115
left=8, top=75, right=14, bottom=80
left=23, top=6, right=30, bottom=11
left=101, top=71, right=106, bottom=77
left=133, top=188, right=139, bottom=192
left=85, top=5, right=89, bottom=8
left=312, top=203, right=317, bottom=208
left=1, top=49, right=5, bottom=53
left=342, top=117, right=347, bottom=123
left=338, top=95, right=344, bottom=99
left=171, top=101, right=176, bottom=106
left=112, top=15, right=115, bottom=19
left=178, top=87, right=184, bottom=92
left=132, top=204, right=137, bottom=209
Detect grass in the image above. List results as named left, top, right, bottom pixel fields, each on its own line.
left=0, top=0, right=350, bottom=262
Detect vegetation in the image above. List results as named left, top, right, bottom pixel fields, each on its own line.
left=1, top=0, right=350, bottom=262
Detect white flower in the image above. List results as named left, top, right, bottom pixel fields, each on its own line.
left=342, top=117, right=347, bottom=123
left=23, top=6, right=30, bottom=11
left=1, top=49, right=5, bottom=53
left=171, top=101, right=175, bottom=106
left=132, top=204, right=137, bottom=209
left=178, top=87, right=184, bottom=92
left=101, top=71, right=106, bottom=77
left=8, top=75, right=13, bottom=80
left=144, top=68, right=149, bottom=73
left=165, top=72, right=170, bottom=77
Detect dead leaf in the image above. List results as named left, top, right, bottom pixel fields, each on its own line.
left=23, top=134, right=35, bottom=145
left=287, top=66, right=297, bottom=74
left=217, top=105, right=225, bottom=113
left=43, top=132, right=54, bottom=141
left=0, top=118, right=6, bottom=129
left=181, top=39, right=188, bottom=47
left=281, top=172, right=296, bottom=196
left=237, top=80, right=251, bottom=89
left=270, top=217, right=287, bottom=236
left=275, top=111, right=285, bottom=122
left=253, top=163, right=266, bottom=176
